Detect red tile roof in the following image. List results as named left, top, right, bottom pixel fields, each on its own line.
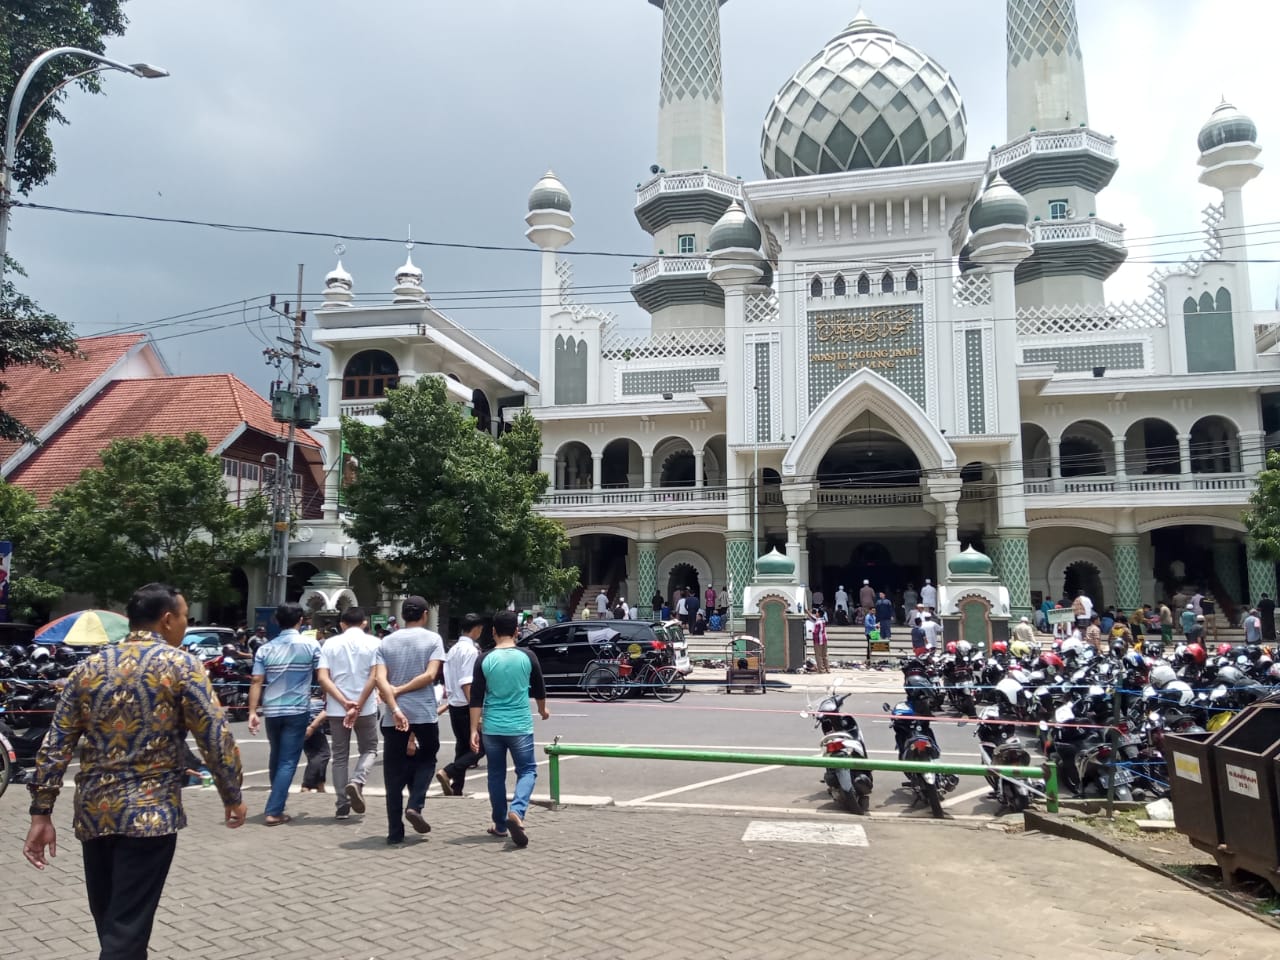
left=0, top=333, right=147, bottom=466
left=10, top=374, right=322, bottom=503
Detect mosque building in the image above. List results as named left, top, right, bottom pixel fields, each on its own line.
left=301, top=1, right=1279, bottom=627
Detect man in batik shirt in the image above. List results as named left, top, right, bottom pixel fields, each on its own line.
left=23, top=583, right=246, bottom=960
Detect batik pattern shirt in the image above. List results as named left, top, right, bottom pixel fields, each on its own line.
left=29, top=633, right=243, bottom=841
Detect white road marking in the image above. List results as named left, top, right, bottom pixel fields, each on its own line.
left=942, top=785, right=993, bottom=808
left=625, top=765, right=783, bottom=804
left=742, top=820, right=868, bottom=846
left=556, top=741, right=898, bottom=755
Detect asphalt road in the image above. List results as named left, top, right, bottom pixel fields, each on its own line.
left=225, top=686, right=1029, bottom=822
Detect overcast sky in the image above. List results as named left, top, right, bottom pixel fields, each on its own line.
left=9, top=0, right=1278, bottom=396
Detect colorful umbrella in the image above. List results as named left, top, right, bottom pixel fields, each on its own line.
left=34, top=609, right=130, bottom=647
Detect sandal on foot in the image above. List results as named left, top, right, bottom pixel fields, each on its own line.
left=506, top=811, right=529, bottom=848
left=486, top=827, right=509, bottom=838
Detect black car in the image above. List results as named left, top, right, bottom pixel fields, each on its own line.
left=519, top=620, right=690, bottom=692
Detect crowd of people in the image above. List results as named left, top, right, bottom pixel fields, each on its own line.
left=21, top=584, right=550, bottom=960
left=803, top=577, right=945, bottom=671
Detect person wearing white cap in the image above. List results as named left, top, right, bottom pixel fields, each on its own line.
left=1180, top=604, right=1196, bottom=637
left=833, top=585, right=849, bottom=616
left=1012, top=616, right=1036, bottom=647
left=858, top=580, right=875, bottom=614
left=920, top=612, right=942, bottom=650
left=920, top=579, right=937, bottom=611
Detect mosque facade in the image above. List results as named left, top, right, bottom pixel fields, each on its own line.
left=304, top=1, right=1279, bottom=626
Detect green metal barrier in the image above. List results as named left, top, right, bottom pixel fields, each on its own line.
left=543, top=740, right=1059, bottom=814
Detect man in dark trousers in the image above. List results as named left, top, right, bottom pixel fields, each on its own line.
left=374, top=596, right=445, bottom=844
left=1258, top=592, right=1276, bottom=643
left=436, top=613, right=484, bottom=797
left=23, top=583, right=245, bottom=958
left=874, top=591, right=895, bottom=641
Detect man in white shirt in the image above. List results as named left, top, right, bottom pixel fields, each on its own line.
left=596, top=589, right=609, bottom=620
left=316, top=606, right=381, bottom=820
left=920, top=579, right=937, bottom=611
left=676, top=593, right=690, bottom=626
left=529, top=608, right=549, bottom=632
left=834, top=586, right=849, bottom=614
left=920, top=613, right=942, bottom=650
left=436, top=613, right=484, bottom=797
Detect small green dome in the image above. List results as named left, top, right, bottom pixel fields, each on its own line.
left=756, top=548, right=796, bottom=577
left=708, top=201, right=762, bottom=252
left=305, top=569, right=349, bottom=589
left=947, top=546, right=993, bottom=577
left=528, top=170, right=572, bottom=213
left=1198, top=100, right=1256, bottom=153
left=968, top=174, right=1028, bottom=232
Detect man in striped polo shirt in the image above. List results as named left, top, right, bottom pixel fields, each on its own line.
left=248, top=603, right=321, bottom=826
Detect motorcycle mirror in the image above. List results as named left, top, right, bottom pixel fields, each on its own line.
left=881, top=702, right=891, bottom=713
left=799, top=710, right=810, bottom=719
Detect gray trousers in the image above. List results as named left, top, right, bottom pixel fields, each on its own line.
left=328, top=713, right=379, bottom=807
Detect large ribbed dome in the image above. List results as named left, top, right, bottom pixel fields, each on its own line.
left=760, top=10, right=967, bottom=179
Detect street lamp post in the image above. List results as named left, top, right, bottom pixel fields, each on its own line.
left=0, top=47, right=168, bottom=283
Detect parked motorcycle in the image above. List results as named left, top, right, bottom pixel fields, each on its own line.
left=802, top=681, right=873, bottom=814
left=975, top=705, right=1042, bottom=812
left=884, top=677, right=959, bottom=818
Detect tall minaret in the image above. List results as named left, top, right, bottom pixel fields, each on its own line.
left=632, top=0, right=739, bottom=333
left=997, top=0, right=1124, bottom=307
left=652, top=0, right=727, bottom=173
left=1005, top=0, right=1088, bottom=139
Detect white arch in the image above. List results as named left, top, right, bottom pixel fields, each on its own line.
left=657, top=548, right=715, bottom=596
left=783, top=368, right=954, bottom=478
left=565, top=525, right=641, bottom=540
left=1136, top=514, right=1247, bottom=534
left=1028, top=515, right=1117, bottom=535
left=1044, top=545, right=1116, bottom=608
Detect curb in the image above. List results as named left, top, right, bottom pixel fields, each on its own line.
left=1023, top=810, right=1280, bottom=930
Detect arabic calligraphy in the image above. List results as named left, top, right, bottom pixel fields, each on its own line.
left=814, top=308, right=915, bottom=344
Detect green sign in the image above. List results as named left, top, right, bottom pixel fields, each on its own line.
left=807, top=302, right=926, bottom=411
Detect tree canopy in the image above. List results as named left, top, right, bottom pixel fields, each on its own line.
left=43, top=432, right=269, bottom=605
left=341, top=378, right=577, bottom=615
left=0, top=478, right=62, bottom=622
left=1245, top=449, right=1280, bottom=564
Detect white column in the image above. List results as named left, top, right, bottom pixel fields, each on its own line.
left=1112, top=435, right=1127, bottom=483
left=1177, top=432, right=1192, bottom=483
left=1048, top=438, right=1062, bottom=492
left=591, top=453, right=603, bottom=491
left=694, top=448, right=705, bottom=488
left=642, top=453, right=654, bottom=490
left=797, top=521, right=809, bottom=587
left=934, top=524, right=947, bottom=582
left=785, top=505, right=800, bottom=564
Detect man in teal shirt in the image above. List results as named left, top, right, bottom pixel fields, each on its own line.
left=469, top=609, right=549, bottom=847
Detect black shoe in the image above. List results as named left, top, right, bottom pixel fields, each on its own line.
left=386, top=834, right=405, bottom=846
left=335, top=806, right=351, bottom=820
left=345, top=782, right=366, bottom=814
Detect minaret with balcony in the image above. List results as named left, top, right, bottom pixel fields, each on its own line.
left=632, top=0, right=740, bottom=332
left=995, top=0, right=1125, bottom=306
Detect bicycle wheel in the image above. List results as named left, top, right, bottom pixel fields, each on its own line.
left=0, top=732, right=13, bottom=800
left=652, top=665, right=686, bottom=702
left=584, top=663, right=620, bottom=702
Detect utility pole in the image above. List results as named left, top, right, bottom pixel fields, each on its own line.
left=263, top=265, right=321, bottom=605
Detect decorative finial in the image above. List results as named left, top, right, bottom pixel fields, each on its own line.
left=406, top=226, right=414, bottom=254
left=333, top=241, right=346, bottom=258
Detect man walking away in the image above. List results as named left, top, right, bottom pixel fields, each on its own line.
left=920, top=579, right=937, bottom=612
left=1258, top=592, right=1276, bottom=643
left=859, top=580, right=875, bottom=614
left=596, top=588, right=609, bottom=620
left=317, top=606, right=381, bottom=820
left=374, top=596, right=445, bottom=844
left=470, top=610, right=549, bottom=847
left=300, top=694, right=330, bottom=792
left=248, top=602, right=320, bottom=826
left=24, top=583, right=246, bottom=958
left=1243, top=608, right=1263, bottom=644
left=437, top=613, right=484, bottom=797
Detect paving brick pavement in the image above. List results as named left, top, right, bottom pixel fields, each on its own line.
left=2, top=789, right=1274, bottom=959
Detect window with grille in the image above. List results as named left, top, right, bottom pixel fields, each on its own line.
left=677, top=234, right=695, bottom=255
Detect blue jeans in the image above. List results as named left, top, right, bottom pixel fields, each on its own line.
left=264, top=713, right=309, bottom=817
left=483, top=732, right=537, bottom=830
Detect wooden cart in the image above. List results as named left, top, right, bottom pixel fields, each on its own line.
left=725, top=635, right=766, bottom=694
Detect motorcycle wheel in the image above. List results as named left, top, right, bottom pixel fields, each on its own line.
left=1008, top=791, right=1030, bottom=813
left=924, top=783, right=945, bottom=818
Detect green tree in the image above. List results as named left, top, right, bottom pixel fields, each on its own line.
left=341, top=378, right=578, bottom=615
left=1245, top=449, right=1280, bottom=563
left=0, top=479, right=62, bottom=621
left=44, top=432, right=269, bottom=605
left=1, top=1, right=130, bottom=439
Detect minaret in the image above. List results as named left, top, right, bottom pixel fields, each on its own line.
left=652, top=0, right=727, bottom=173
left=996, top=0, right=1125, bottom=306
left=633, top=0, right=738, bottom=334
left=1005, top=0, right=1088, bottom=139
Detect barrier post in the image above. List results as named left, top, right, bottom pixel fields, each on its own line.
left=549, top=745, right=561, bottom=807
left=1043, top=761, right=1059, bottom=814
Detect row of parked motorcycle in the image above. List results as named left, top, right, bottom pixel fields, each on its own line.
left=804, top=634, right=1280, bottom=818
left=0, top=642, right=256, bottom=782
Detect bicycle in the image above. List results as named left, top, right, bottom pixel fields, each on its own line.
left=581, top=653, right=686, bottom=702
